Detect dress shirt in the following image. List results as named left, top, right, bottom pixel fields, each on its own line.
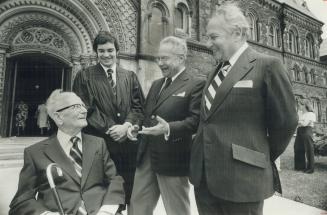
left=227, top=42, right=249, bottom=72
left=100, top=63, right=117, bottom=85
left=41, top=130, right=118, bottom=215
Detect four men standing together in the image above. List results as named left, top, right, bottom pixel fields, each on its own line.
left=10, top=2, right=298, bottom=215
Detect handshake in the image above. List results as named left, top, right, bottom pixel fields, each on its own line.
left=127, top=115, right=169, bottom=141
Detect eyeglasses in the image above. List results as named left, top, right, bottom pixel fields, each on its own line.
left=56, top=104, right=86, bottom=112
left=155, top=54, right=185, bottom=62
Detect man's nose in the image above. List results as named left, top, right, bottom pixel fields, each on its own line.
left=206, top=40, right=213, bottom=49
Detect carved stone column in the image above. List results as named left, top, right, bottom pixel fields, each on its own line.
left=0, top=44, right=8, bottom=128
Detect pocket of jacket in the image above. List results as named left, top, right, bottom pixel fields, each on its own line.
left=232, top=143, right=267, bottom=169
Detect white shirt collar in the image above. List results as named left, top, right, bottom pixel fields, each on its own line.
left=170, top=66, right=185, bottom=82
left=228, top=42, right=249, bottom=68
left=57, top=129, right=82, bottom=156
left=100, top=63, right=117, bottom=83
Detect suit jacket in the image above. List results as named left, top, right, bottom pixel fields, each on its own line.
left=9, top=133, right=125, bottom=215
left=138, top=70, right=205, bottom=176
left=73, top=64, right=144, bottom=147
left=189, top=47, right=298, bottom=202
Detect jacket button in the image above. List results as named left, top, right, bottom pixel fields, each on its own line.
left=117, top=113, right=121, bottom=117
left=151, top=115, right=155, bottom=119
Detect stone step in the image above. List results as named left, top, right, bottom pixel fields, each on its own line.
left=0, top=153, right=23, bottom=160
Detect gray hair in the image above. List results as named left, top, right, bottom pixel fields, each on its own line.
left=160, top=36, right=188, bottom=58
left=46, top=89, right=78, bottom=119
left=212, top=2, right=250, bottom=39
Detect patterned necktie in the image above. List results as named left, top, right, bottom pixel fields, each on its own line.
left=107, top=69, right=116, bottom=96
left=69, top=136, right=82, bottom=178
left=69, top=136, right=87, bottom=215
left=204, top=61, right=231, bottom=111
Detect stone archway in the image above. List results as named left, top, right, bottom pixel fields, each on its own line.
left=0, top=0, right=139, bottom=136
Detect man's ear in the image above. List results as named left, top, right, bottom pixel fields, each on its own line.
left=52, top=112, right=63, bottom=126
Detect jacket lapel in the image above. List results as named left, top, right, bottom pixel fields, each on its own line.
left=94, top=64, right=118, bottom=110
left=115, top=67, right=126, bottom=109
left=154, top=70, right=188, bottom=112
left=44, top=136, right=80, bottom=184
left=146, top=78, right=165, bottom=114
left=204, top=48, right=256, bottom=121
left=80, top=133, right=97, bottom=188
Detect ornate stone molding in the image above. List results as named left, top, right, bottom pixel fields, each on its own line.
left=95, top=0, right=138, bottom=54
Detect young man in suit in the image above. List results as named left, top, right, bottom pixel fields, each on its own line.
left=9, top=90, right=125, bottom=215
left=128, top=36, right=205, bottom=215
left=73, top=31, right=144, bottom=214
left=189, top=3, right=298, bottom=215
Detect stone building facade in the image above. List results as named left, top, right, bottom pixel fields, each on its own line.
left=0, top=0, right=326, bottom=136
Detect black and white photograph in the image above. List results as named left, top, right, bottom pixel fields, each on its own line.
left=0, top=0, right=327, bottom=215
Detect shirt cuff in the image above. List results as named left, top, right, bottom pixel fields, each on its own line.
left=40, top=212, right=51, bottom=215
left=124, top=122, right=132, bottom=127
left=164, top=123, right=170, bottom=141
left=99, top=205, right=119, bottom=214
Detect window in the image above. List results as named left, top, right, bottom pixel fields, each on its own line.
left=312, top=98, right=321, bottom=122
left=294, top=64, right=301, bottom=81
left=247, top=13, right=259, bottom=42
left=268, top=23, right=280, bottom=48
left=305, top=34, right=315, bottom=59
left=174, top=2, right=190, bottom=35
left=288, top=30, right=298, bottom=53
left=310, top=70, right=316, bottom=84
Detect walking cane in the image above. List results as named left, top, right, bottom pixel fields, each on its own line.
left=46, top=163, right=66, bottom=215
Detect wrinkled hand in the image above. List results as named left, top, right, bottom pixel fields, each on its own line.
left=138, top=116, right=168, bottom=136
left=127, top=125, right=140, bottom=141
left=107, top=124, right=130, bottom=141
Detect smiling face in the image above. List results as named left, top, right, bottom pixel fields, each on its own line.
left=157, top=43, right=184, bottom=78
left=96, top=42, right=117, bottom=68
left=55, top=94, right=88, bottom=132
left=206, top=17, right=239, bottom=62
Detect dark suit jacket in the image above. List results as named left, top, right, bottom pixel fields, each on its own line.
left=73, top=63, right=144, bottom=143
left=9, top=133, right=125, bottom=215
left=189, top=47, right=298, bottom=202
left=138, top=70, right=205, bottom=176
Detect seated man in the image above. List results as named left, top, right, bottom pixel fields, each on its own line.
left=9, top=89, right=125, bottom=215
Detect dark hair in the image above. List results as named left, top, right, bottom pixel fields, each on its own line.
left=93, top=31, right=119, bottom=52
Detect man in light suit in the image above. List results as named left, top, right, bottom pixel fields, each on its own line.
left=9, top=90, right=125, bottom=215
left=73, top=31, right=144, bottom=214
left=189, top=3, right=298, bottom=215
left=129, top=36, right=205, bottom=215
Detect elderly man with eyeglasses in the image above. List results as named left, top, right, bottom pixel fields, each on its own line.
left=9, top=89, right=125, bottom=215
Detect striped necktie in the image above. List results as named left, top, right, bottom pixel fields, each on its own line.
left=204, top=61, right=231, bottom=111
left=69, top=137, right=87, bottom=215
left=69, top=136, right=82, bottom=178
left=107, top=69, right=116, bottom=96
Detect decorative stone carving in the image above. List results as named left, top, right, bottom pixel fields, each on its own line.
left=13, top=28, right=70, bottom=56
left=95, top=0, right=137, bottom=54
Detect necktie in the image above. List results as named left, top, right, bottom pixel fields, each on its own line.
left=69, top=136, right=82, bottom=178
left=161, top=77, right=172, bottom=93
left=107, top=69, right=116, bottom=95
left=204, top=61, right=231, bottom=111
left=157, top=77, right=172, bottom=102
left=69, top=137, right=87, bottom=215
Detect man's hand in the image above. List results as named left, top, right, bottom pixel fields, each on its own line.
left=107, top=123, right=130, bottom=141
left=138, top=116, right=169, bottom=136
left=127, top=125, right=140, bottom=141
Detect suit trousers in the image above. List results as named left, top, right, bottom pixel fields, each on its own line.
left=194, top=176, right=263, bottom=215
left=129, top=148, right=190, bottom=215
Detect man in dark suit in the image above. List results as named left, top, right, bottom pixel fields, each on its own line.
left=9, top=90, right=125, bottom=215
left=73, top=31, right=144, bottom=214
left=189, top=3, right=298, bottom=215
left=128, top=36, right=205, bottom=215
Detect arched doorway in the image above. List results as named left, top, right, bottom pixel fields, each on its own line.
left=4, top=54, right=71, bottom=137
